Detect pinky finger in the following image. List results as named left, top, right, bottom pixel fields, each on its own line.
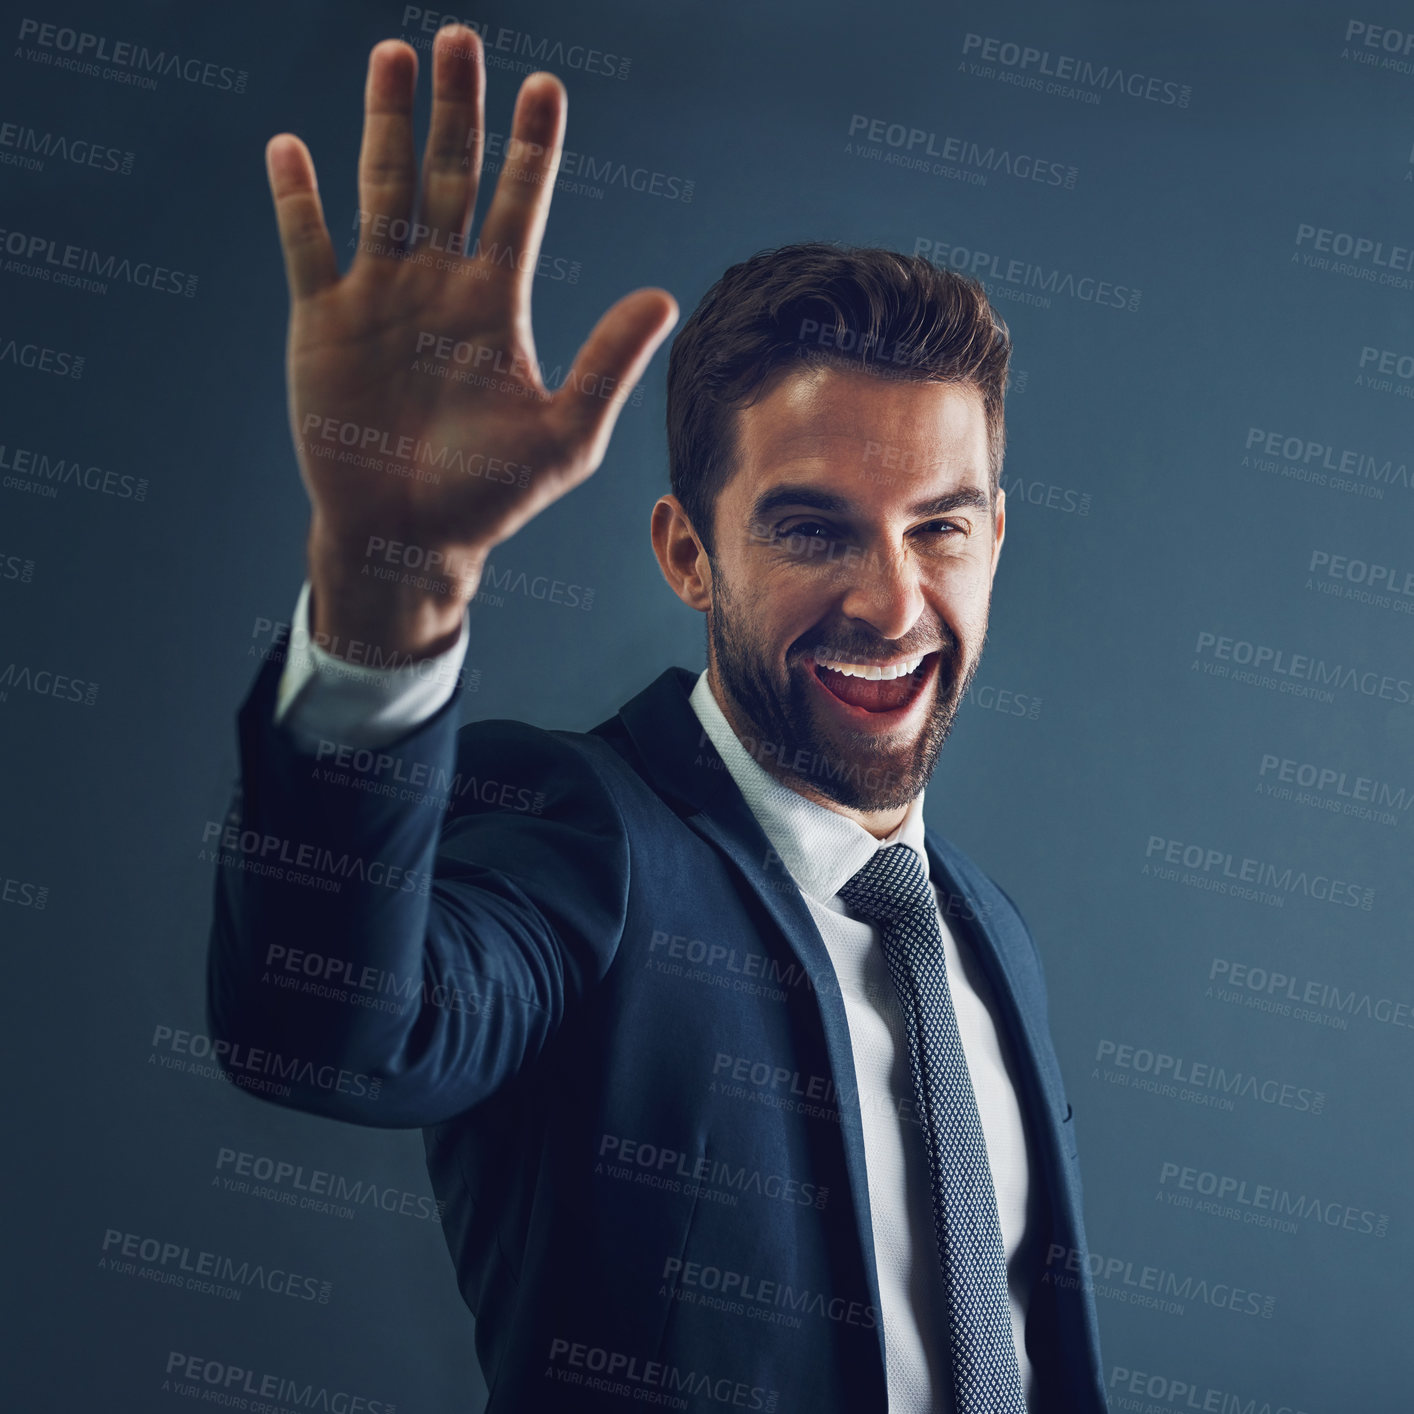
left=265, top=134, right=339, bottom=301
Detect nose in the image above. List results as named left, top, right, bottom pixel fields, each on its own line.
left=834, top=539, right=926, bottom=644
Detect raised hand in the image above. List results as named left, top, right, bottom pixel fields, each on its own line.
left=264, top=26, right=678, bottom=656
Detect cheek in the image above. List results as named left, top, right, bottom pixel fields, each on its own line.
left=719, top=573, right=802, bottom=655
left=952, top=586, right=992, bottom=633
left=901, top=549, right=971, bottom=587
left=775, top=585, right=843, bottom=652
left=923, top=567, right=992, bottom=646
left=746, top=561, right=830, bottom=618
left=948, top=568, right=993, bottom=612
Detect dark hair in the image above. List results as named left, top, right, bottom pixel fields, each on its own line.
left=666, top=241, right=1011, bottom=556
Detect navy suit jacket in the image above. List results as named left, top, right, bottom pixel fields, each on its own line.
left=208, top=644, right=1108, bottom=1414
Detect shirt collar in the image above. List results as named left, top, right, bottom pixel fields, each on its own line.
left=688, top=669, right=928, bottom=907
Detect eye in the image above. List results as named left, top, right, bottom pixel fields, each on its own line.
left=914, top=519, right=966, bottom=538
left=775, top=520, right=838, bottom=540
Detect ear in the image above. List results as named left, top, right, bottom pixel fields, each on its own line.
left=651, top=495, right=713, bottom=611
left=988, top=484, right=1006, bottom=579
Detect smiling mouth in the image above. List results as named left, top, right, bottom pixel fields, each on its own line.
left=809, top=651, right=939, bottom=714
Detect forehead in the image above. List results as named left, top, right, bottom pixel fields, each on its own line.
left=725, top=365, right=990, bottom=504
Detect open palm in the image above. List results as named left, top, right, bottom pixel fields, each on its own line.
left=265, top=27, right=677, bottom=651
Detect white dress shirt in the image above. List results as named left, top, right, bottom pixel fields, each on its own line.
left=274, top=581, right=1040, bottom=1411
left=274, top=579, right=471, bottom=754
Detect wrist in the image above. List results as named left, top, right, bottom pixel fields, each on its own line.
left=306, top=520, right=486, bottom=661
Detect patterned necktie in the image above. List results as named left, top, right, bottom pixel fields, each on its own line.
left=838, top=844, right=1027, bottom=1414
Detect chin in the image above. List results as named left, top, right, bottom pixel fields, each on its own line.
left=789, top=665, right=958, bottom=813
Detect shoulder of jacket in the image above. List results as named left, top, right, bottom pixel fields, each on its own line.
left=450, top=715, right=653, bottom=813
left=927, top=830, right=1039, bottom=958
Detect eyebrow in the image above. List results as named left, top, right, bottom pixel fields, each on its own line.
left=749, top=483, right=992, bottom=521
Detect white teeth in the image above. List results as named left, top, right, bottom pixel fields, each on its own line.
left=817, top=653, right=926, bottom=681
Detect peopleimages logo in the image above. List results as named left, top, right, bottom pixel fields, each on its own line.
left=1295, top=221, right=1413, bottom=272
left=0, top=660, right=98, bottom=706
left=300, top=407, right=534, bottom=487
left=1340, top=19, right=1414, bottom=76
left=1192, top=628, right=1413, bottom=707
left=473, top=126, right=693, bottom=202
left=913, top=236, right=1140, bottom=312
left=597, top=1133, right=829, bottom=1210
left=0, top=551, right=36, bottom=581
left=1044, top=1243, right=1276, bottom=1319
left=0, top=225, right=197, bottom=296
left=0, top=335, right=84, bottom=376
left=149, top=1023, right=383, bottom=1103
left=200, top=818, right=433, bottom=896
left=1157, top=1160, right=1388, bottom=1238
left=0, top=118, right=133, bottom=175
left=1, top=873, right=47, bottom=909
left=545, top=1336, right=779, bottom=1410
left=162, top=1352, right=393, bottom=1413
left=845, top=114, right=1078, bottom=189
left=1256, top=751, right=1412, bottom=823
left=1357, top=343, right=1414, bottom=400
left=1108, top=1367, right=1307, bottom=1414
left=959, top=32, right=1192, bottom=106
left=215, top=1146, right=446, bottom=1222
left=0, top=438, right=148, bottom=501
left=99, top=1228, right=332, bottom=1302
left=1307, top=548, right=1414, bottom=602
left=15, top=18, right=248, bottom=92
left=400, top=7, right=632, bottom=81
left=1143, top=833, right=1376, bottom=911
left=660, top=1254, right=878, bottom=1329
left=1242, top=425, right=1411, bottom=498
left=1359, top=344, right=1414, bottom=380
left=1209, top=958, right=1414, bottom=1034
left=1293, top=221, right=1414, bottom=290
left=1095, top=1037, right=1325, bottom=1113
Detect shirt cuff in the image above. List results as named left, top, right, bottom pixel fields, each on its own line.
left=274, top=579, right=470, bottom=753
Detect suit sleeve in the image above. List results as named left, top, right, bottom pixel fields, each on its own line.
left=205, top=644, right=631, bottom=1128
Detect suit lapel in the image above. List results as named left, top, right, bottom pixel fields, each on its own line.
left=922, top=835, right=1070, bottom=1127
left=610, top=668, right=887, bottom=1368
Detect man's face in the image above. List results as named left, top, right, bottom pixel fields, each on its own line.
left=704, top=364, right=1004, bottom=813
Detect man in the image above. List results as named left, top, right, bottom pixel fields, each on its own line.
left=207, top=24, right=1108, bottom=1414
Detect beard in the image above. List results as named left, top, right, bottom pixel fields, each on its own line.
left=707, top=570, right=982, bottom=813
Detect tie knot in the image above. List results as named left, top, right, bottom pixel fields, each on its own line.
left=837, top=843, right=933, bottom=929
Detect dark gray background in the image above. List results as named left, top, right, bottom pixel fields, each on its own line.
left=3, top=1, right=1411, bottom=1409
